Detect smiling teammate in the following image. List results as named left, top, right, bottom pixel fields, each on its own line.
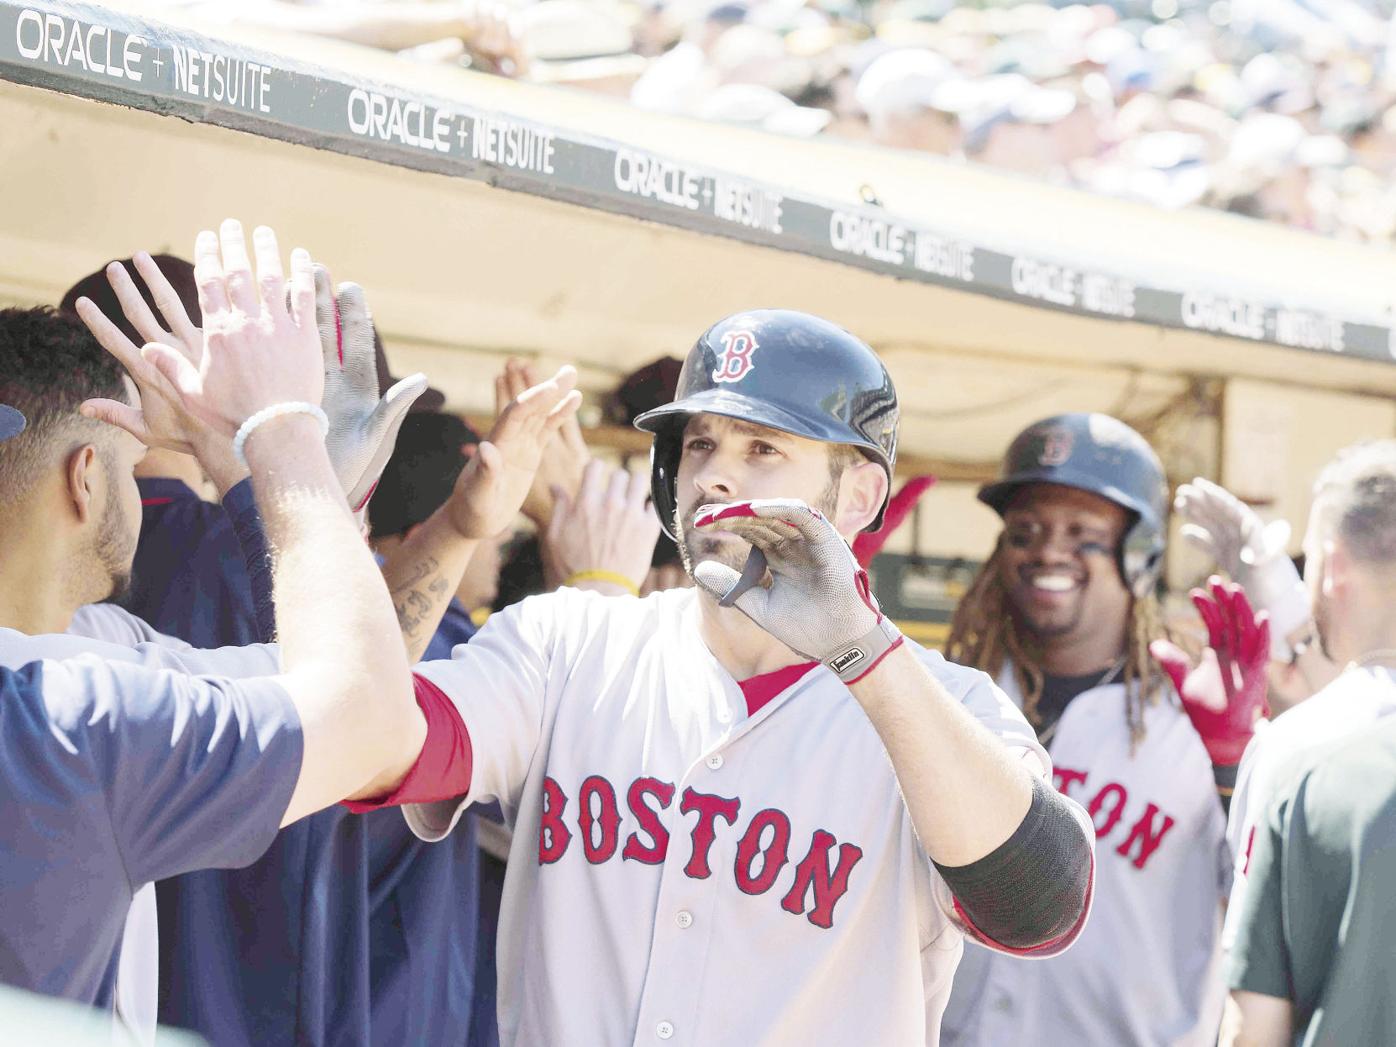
left=941, top=413, right=1265, bottom=1047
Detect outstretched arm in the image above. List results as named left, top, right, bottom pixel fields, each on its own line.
left=85, top=219, right=423, bottom=824
left=378, top=364, right=582, bottom=660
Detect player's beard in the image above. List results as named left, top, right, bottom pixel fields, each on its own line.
left=1312, top=585, right=1335, bottom=661
left=92, top=473, right=135, bottom=603
left=676, top=472, right=842, bottom=582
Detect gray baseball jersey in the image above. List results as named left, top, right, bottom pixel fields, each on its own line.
left=399, top=587, right=1091, bottom=1045
left=0, top=604, right=280, bottom=1044
left=1223, top=666, right=1396, bottom=951
left=941, top=672, right=1230, bottom=1047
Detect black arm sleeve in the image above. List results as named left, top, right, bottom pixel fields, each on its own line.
left=223, top=477, right=277, bottom=644
left=933, top=776, right=1092, bottom=950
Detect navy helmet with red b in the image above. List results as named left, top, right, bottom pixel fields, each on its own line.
left=634, top=309, right=899, bottom=540
left=979, top=412, right=1169, bottom=597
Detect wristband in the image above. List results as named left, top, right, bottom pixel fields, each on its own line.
left=825, top=617, right=903, bottom=684
left=233, top=402, right=330, bottom=466
left=563, top=569, right=640, bottom=597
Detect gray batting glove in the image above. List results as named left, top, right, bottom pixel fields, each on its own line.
left=691, top=499, right=903, bottom=684
left=312, top=266, right=428, bottom=513
left=1174, top=477, right=1310, bottom=661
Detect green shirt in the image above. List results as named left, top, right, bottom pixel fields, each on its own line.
left=1228, top=713, right=1396, bottom=1045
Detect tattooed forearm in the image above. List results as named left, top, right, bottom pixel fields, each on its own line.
left=388, top=554, right=453, bottom=661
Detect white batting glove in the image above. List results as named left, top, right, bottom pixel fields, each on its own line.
left=692, top=499, right=903, bottom=684
left=1174, top=477, right=1311, bottom=661
left=312, top=265, right=428, bottom=513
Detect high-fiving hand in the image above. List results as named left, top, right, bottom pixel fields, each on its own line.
left=75, top=252, right=214, bottom=457
left=446, top=366, right=582, bottom=540
left=1174, top=478, right=1309, bottom=661
left=312, top=266, right=428, bottom=512
left=1150, top=577, right=1270, bottom=766
left=82, top=220, right=323, bottom=443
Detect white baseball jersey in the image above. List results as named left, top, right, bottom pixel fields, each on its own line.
left=0, top=604, right=280, bottom=1045
left=941, top=671, right=1230, bottom=1047
left=1222, top=666, right=1396, bottom=951
left=402, top=586, right=1087, bottom=1046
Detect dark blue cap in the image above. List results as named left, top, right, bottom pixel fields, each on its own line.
left=0, top=404, right=24, bottom=441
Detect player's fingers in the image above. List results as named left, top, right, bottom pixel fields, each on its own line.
left=312, top=265, right=340, bottom=367
left=1190, top=586, right=1224, bottom=649
left=626, top=466, right=650, bottom=511
left=1147, top=639, right=1191, bottom=696
left=141, top=343, right=200, bottom=397
left=79, top=398, right=151, bottom=443
left=104, top=260, right=172, bottom=348
left=604, top=462, right=629, bottom=509
left=289, top=250, right=317, bottom=333
left=132, top=251, right=201, bottom=346
left=252, top=226, right=285, bottom=313
left=1179, top=524, right=1216, bottom=553
left=218, top=218, right=258, bottom=313
left=516, top=365, right=579, bottom=410
left=547, top=484, right=572, bottom=534
left=696, top=512, right=795, bottom=551
left=494, top=372, right=509, bottom=418
left=193, top=228, right=229, bottom=316
left=72, top=295, right=144, bottom=373
left=577, top=457, right=607, bottom=507
left=541, top=390, right=583, bottom=437
left=335, top=282, right=377, bottom=388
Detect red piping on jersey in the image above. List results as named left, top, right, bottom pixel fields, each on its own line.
left=342, top=673, right=472, bottom=812
left=952, top=848, right=1095, bottom=959
left=738, top=661, right=819, bottom=718
left=140, top=497, right=175, bottom=507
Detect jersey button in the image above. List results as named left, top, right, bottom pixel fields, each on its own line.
left=706, top=754, right=724, bottom=771
left=676, top=910, right=694, bottom=929
left=716, top=707, right=732, bottom=724
left=656, top=1020, right=675, bottom=1039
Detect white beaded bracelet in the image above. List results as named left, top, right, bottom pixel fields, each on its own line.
left=233, top=402, right=330, bottom=466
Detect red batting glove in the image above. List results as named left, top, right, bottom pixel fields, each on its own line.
left=1149, top=577, right=1271, bottom=766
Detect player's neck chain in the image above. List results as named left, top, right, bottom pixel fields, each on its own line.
left=1036, top=654, right=1127, bottom=747
left=1346, top=648, right=1396, bottom=672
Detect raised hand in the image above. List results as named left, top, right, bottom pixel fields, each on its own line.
left=1175, top=478, right=1309, bottom=660
left=75, top=252, right=209, bottom=455
left=692, top=499, right=902, bottom=683
left=494, top=358, right=590, bottom=526
left=312, top=266, right=428, bottom=511
left=107, top=220, right=323, bottom=437
left=1150, top=576, right=1270, bottom=766
left=447, top=365, right=582, bottom=540
left=541, top=459, right=660, bottom=593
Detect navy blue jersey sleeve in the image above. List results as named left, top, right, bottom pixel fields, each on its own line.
left=21, top=656, right=303, bottom=888
left=221, top=477, right=276, bottom=644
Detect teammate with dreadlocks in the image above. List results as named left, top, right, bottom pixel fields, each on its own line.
left=940, top=413, right=1268, bottom=1047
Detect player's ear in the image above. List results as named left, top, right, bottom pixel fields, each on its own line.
left=64, top=444, right=99, bottom=524
left=837, top=459, right=888, bottom=537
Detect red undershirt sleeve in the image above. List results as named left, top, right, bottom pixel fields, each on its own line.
left=342, top=673, right=473, bottom=812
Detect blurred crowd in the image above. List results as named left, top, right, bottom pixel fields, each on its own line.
left=192, top=0, right=1396, bottom=240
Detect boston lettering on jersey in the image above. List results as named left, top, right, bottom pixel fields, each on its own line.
left=1053, top=765, right=1176, bottom=870
left=538, top=774, right=863, bottom=929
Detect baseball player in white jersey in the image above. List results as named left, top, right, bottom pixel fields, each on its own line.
left=354, top=310, right=1096, bottom=1045
left=940, top=414, right=1268, bottom=1047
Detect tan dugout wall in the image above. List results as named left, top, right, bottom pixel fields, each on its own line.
left=1, top=0, right=1393, bottom=627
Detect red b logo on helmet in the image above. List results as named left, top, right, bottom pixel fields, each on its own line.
left=712, top=330, right=758, bottom=384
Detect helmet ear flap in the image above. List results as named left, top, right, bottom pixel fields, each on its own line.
left=1119, top=517, right=1165, bottom=599
left=650, top=426, right=685, bottom=542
